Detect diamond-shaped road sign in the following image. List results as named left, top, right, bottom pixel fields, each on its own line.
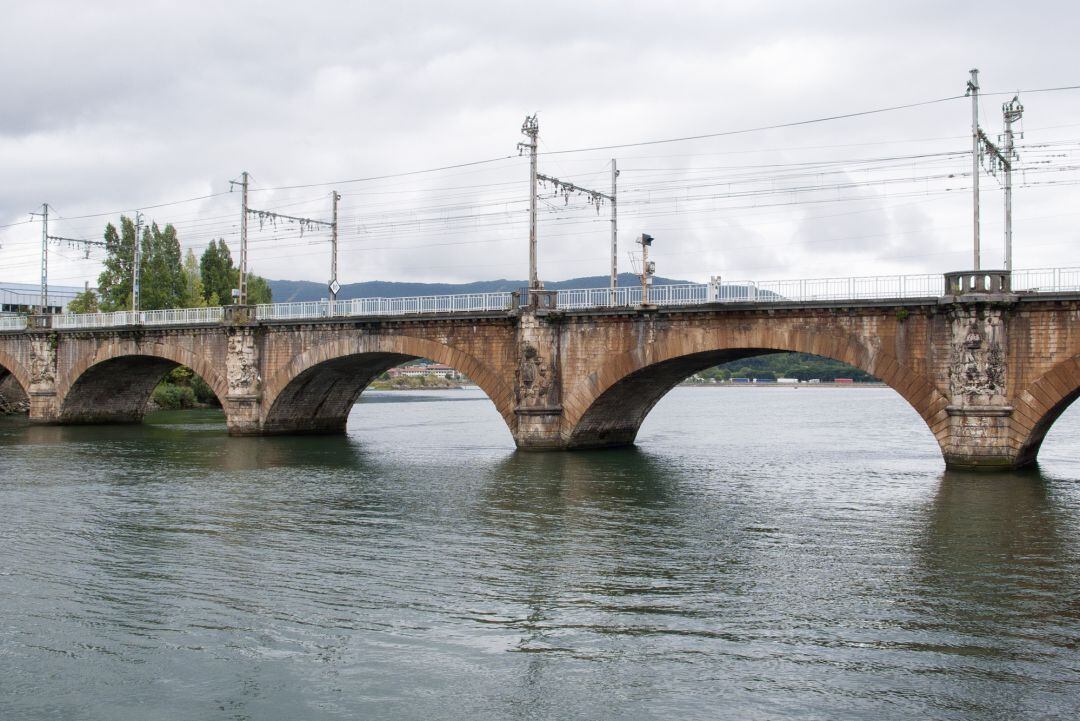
left=329, top=279, right=341, bottom=295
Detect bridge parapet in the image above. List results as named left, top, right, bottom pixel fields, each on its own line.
left=943, top=270, right=1012, bottom=296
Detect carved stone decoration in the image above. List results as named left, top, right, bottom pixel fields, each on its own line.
left=28, top=337, right=56, bottom=390
left=948, top=311, right=1007, bottom=405
left=515, top=342, right=551, bottom=406
left=226, top=331, right=260, bottom=395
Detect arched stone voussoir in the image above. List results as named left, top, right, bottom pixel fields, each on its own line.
left=561, top=327, right=947, bottom=450
left=259, top=333, right=516, bottom=435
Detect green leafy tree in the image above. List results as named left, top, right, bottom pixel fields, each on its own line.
left=198, top=239, right=272, bottom=305
left=246, top=273, right=273, bottom=304
left=66, top=289, right=100, bottom=314
left=140, top=222, right=185, bottom=310
left=97, top=216, right=138, bottom=311
left=181, top=249, right=208, bottom=307
left=200, top=239, right=239, bottom=305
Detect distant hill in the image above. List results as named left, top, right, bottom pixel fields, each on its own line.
left=267, top=273, right=692, bottom=302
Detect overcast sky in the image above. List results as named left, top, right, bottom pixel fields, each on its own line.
left=2, top=0, right=1078, bottom=290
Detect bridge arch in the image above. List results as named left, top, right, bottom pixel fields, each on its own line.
left=260, top=334, right=516, bottom=435
left=1011, top=355, right=1080, bottom=467
left=560, top=327, right=950, bottom=452
left=0, top=347, right=32, bottom=399
left=56, top=341, right=229, bottom=424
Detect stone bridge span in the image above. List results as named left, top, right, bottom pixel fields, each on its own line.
left=2, top=276, right=1080, bottom=471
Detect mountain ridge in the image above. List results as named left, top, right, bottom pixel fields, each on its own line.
left=267, top=273, right=693, bottom=302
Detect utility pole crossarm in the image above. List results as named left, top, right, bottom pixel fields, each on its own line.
left=977, top=129, right=1011, bottom=171
left=246, top=207, right=335, bottom=228
left=48, top=235, right=106, bottom=260
left=48, top=235, right=106, bottom=246
left=536, top=173, right=614, bottom=203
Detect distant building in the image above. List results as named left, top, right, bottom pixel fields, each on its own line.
left=0, top=282, right=89, bottom=315
left=387, top=363, right=464, bottom=380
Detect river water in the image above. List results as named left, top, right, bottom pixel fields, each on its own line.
left=1, top=386, right=1078, bottom=720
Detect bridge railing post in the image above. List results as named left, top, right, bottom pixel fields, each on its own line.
left=28, top=314, right=53, bottom=330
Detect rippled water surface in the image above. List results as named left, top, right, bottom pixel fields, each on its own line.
left=1, top=387, right=1078, bottom=720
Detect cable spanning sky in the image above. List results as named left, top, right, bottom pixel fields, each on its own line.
left=2, top=1, right=1079, bottom=289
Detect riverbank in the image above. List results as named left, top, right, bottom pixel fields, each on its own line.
left=368, top=377, right=468, bottom=390
left=680, top=381, right=887, bottom=388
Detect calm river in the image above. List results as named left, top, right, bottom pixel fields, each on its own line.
left=1, top=387, right=1078, bottom=720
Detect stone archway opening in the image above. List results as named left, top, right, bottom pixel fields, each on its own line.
left=563, top=347, right=946, bottom=458
left=0, top=364, right=30, bottom=414
left=59, top=356, right=225, bottom=425
left=259, top=353, right=509, bottom=438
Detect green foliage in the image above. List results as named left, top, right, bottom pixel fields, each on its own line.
left=96, top=217, right=187, bottom=311
left=152, top=382, right=196, bottom=410
left=200, top=239, right=239, bottom=305
left=67, top=289, right=100, bottom=314
left=246, top=273, right=273, bottom=304
left=712, top=352, right=877, bottom=382
left=139, top=223, right=186, bottom=310
left=191, top=375, right=219, bottom=405
left=153, top=365, right=220, bottom=409
left=97, top=217, right=137, bottom=311
left=181, top=249, right=208, bottom=308
left=197, top=239, right=272, bottom=306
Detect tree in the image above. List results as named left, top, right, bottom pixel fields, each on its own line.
left=67, top=289, right=99, bottom=314
left=200, top=239, right=238, bottom=305
left=247, top=273, right=273, bottom=304
left=97, top=216, right=138, bottom=311
left=181, top=249, right=207, bottom=307
left=140, top=222, right=185, bottom=310
left=198, top=239, right=272, bottom=305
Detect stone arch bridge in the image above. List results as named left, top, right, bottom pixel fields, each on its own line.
left=2, top=271, right=1080, bottom=471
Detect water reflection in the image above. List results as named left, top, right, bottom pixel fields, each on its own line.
left=906, top=469, right=1080, bottom=718
left=3, top=389, right=1079, bottom=720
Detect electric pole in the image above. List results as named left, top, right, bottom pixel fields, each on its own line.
left=239, top=171, right=249, bottom=305
left=1002, top=95, right=1024, bottom=272
left=132, top=211, right=143, bottom=312
left=330, top=190, right=340, bottom=302
left=611, top=159, right=619, bottom=290
left=518, top=115, right=540, bottom=290
left=38, top=204, right=48, bottom=312
left=967, top=68, right=981, bottom=270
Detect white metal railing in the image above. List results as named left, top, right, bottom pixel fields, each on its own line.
left=18, top=267, right=1080, bottom=328
left=557, top=274, right=946, bottom=310
left=1012, top=267, right=1080, bottom=293
left=0, top=315, right=27, bottom=331
left=255, top=292, right=515, bottom=321
left=52, top=306, right=224, bottom=329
